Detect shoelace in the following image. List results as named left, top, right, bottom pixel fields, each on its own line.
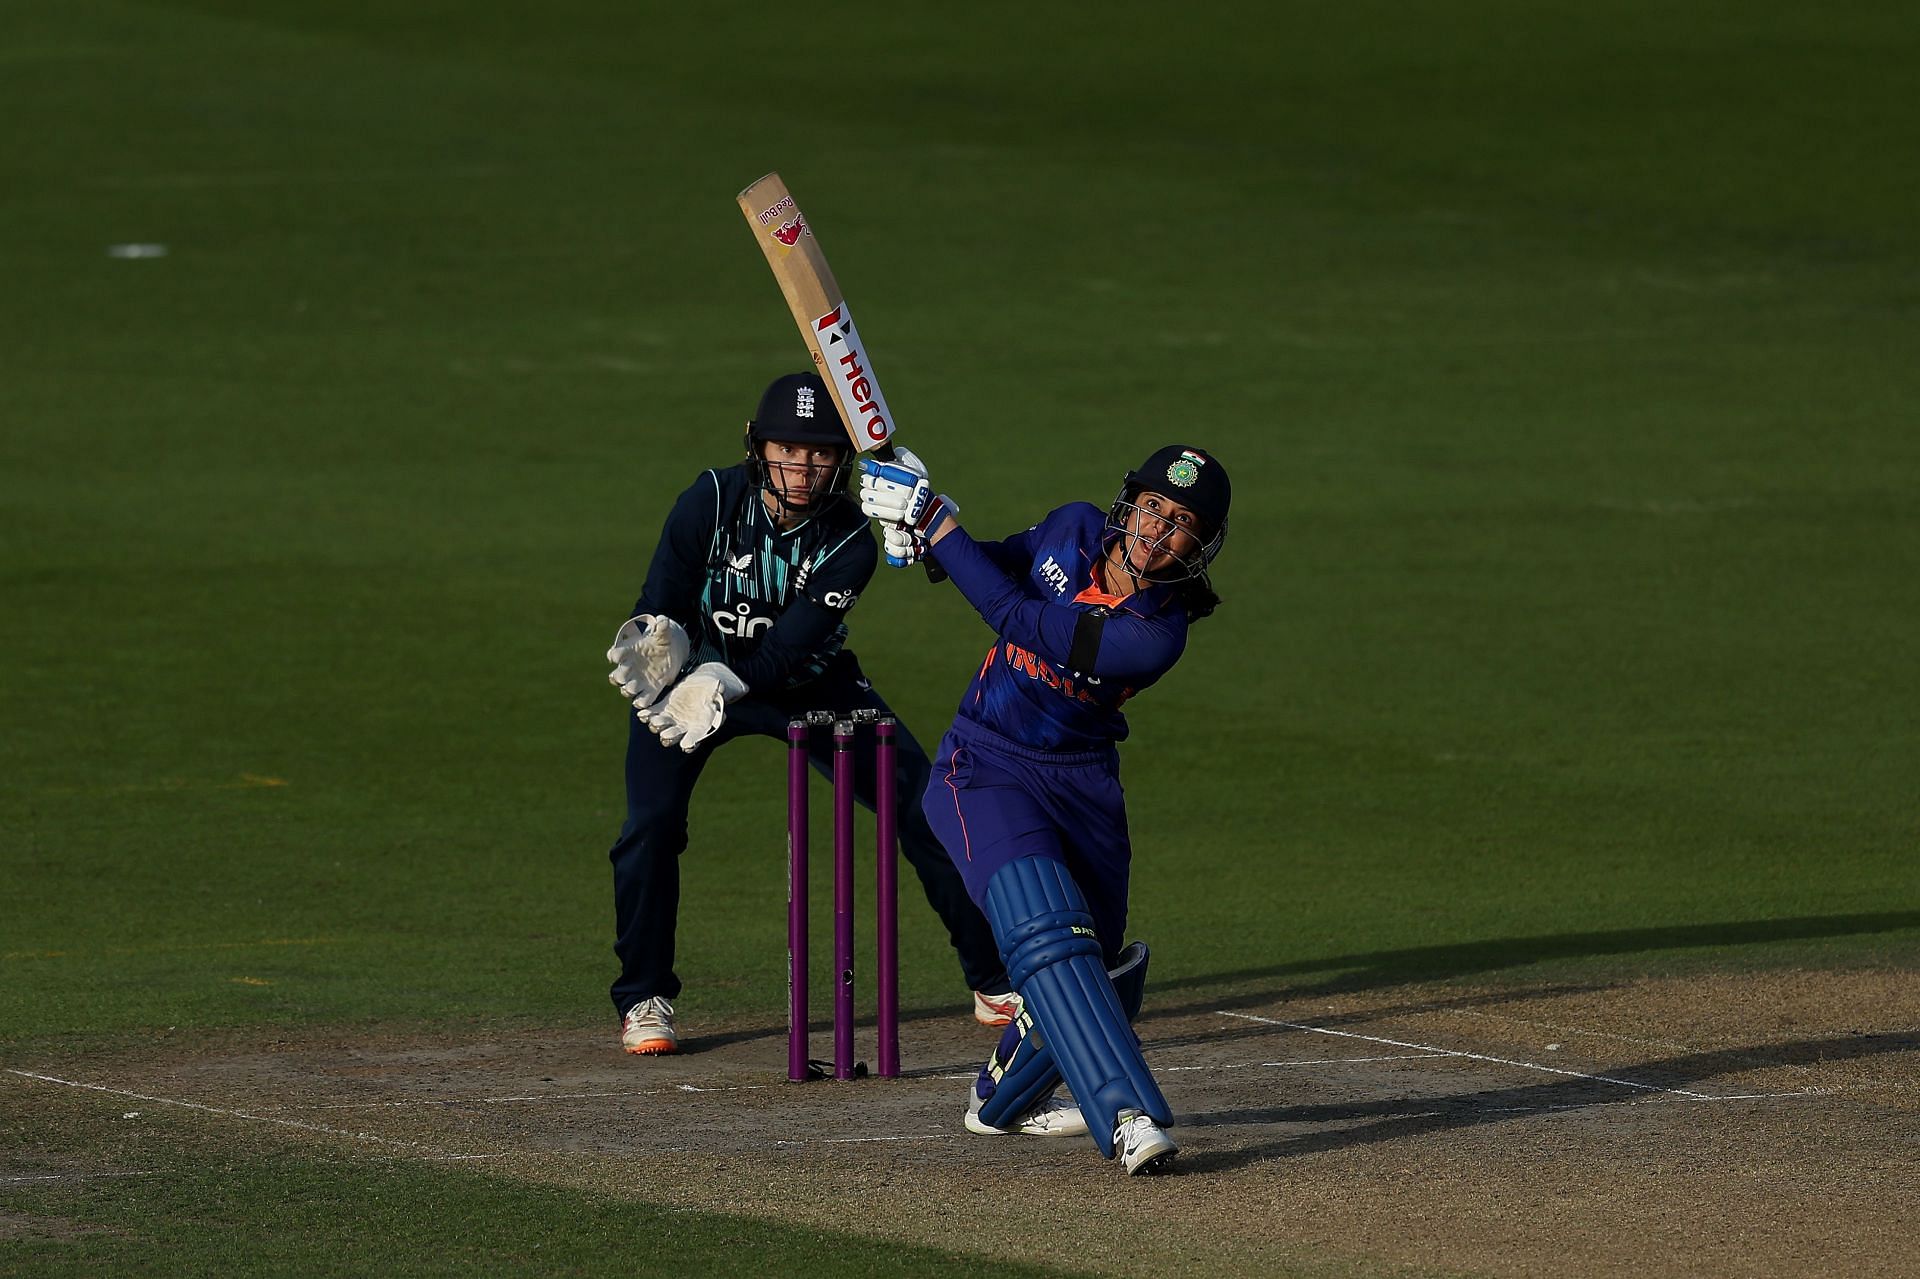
left=627, top=998, right=672, bottom=1027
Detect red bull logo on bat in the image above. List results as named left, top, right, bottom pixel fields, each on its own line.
left=754, top=195, right=796, bottom=225
left=811, top=304, right=894, bottom=447
left=771, top=214, right=808, bottom=247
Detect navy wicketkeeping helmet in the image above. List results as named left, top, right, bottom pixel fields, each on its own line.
left=746, top=372, right=850, bottom=450
left=742, top=372, right=853, bottom=513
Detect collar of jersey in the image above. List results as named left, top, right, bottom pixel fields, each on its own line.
left=755, top=496, right=815, bottom=539
left=1071, top=580, right=1173, bottom=614
left=1076, top=545, right=1175, bottom=614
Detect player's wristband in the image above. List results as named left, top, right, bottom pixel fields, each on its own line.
left=913, top=494, right=958, bottom=539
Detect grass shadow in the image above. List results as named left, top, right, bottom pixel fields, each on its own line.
left=1154, top=910, right=1920, bottom=1014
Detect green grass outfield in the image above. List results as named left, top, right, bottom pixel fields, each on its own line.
left=4, top=0, right=1916, bottom=1272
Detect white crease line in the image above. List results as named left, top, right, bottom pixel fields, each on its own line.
left=1162, top=1053, right=1450, bottom=1073
left=6, top=1069, right=495, bottom=1159
left=1, top=1171, right=156, bottom=1184
left=763, top=1128, right=957, bottom=1148
left=937, top=1053, right=1448, bottom=1083
left=1444, top=1008, right=1700, bottom=1053
left=1214, top=1013, right=1827, bottom=1101
left=482, top=1082, right=770, bottom=1104
left=938, top=1053, right=1451, bottom=1085
left=275, top=1082, right=772, bottom=1111
left=1483, top=1090, right=1835, bottom=1114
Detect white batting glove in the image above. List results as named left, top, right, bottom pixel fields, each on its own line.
left=608, top=614, right=691, bottom=716
left=879, top=522, right=925, bottom=568
left=858, top=447, right=931, bottom=525
left=859, top=447, right=958, bottom=541
left=647, top=661, right=748, bottom=753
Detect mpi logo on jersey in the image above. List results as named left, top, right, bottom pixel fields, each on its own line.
left=1038, top=556, right=1071, bottom=596
left=714, top=602, right=774, bottom=638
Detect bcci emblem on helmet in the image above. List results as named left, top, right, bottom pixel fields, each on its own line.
left=1106, top=444, right=1232, bottom=586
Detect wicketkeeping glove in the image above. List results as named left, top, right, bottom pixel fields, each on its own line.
left=646, top=661, right=748, bottom=753
left=607, top=614, right=691, bottom=715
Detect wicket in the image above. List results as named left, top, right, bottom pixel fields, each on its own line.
left=787, top=709, right=900, bottom=1080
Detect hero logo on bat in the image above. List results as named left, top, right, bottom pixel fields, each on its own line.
left=811, top=304, right=894, bottom=447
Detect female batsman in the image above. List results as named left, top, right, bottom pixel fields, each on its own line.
left=858, top=443, right=1230, bottom=1175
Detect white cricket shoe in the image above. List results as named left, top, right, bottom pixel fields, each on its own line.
left=973, top=989, right=1023, bottom=1027
left=621, top=996, right=678, bottom=1055
left=964, top=1087, right=1088, bottom=1138
left=1114, top=1109, right=1177, bottom=1175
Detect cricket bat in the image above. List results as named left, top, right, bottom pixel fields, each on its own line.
left=737, top=172, right=946, bottom=579
left=736, top=172, right=899, bottom=457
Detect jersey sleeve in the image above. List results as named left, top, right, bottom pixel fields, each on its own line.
left=970, top=522, right=1043, bottom=575
left=631, top=472, right=720, bottom=627
left=929, top=525, right=1186, bottom=682
left=731, top=521, right=879, bottom=692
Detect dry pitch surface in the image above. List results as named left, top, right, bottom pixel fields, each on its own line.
left=7, top=969, right=1916, bottom=1277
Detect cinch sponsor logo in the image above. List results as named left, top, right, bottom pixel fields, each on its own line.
left=714, top=602, right=773, bottom=638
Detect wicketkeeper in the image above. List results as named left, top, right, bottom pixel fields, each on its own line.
left=602, top=372, right=1015, bottom=1055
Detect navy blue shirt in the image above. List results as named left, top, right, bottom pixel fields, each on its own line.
left=928, top=502, right=1188, bottom=751
left=633, top=466, right=877, bottom=694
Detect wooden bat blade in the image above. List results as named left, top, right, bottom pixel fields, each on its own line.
left=737, top=172, right=842, bottom=334
left=737, top=172, right=896, bottom=454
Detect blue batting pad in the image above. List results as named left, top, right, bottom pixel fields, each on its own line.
left=982, top=858, right=1171, bottom=1156
left=975, top=941, right=1150, bottom=1133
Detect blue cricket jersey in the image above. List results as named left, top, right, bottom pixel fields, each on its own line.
left=927, top=502, right=1188, bottom=752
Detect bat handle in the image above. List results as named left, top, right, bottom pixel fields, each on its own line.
left=870, top=441, right=948, bottom=584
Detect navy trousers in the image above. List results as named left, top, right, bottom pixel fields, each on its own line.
left=924, top=717, right=1132, bottom=968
